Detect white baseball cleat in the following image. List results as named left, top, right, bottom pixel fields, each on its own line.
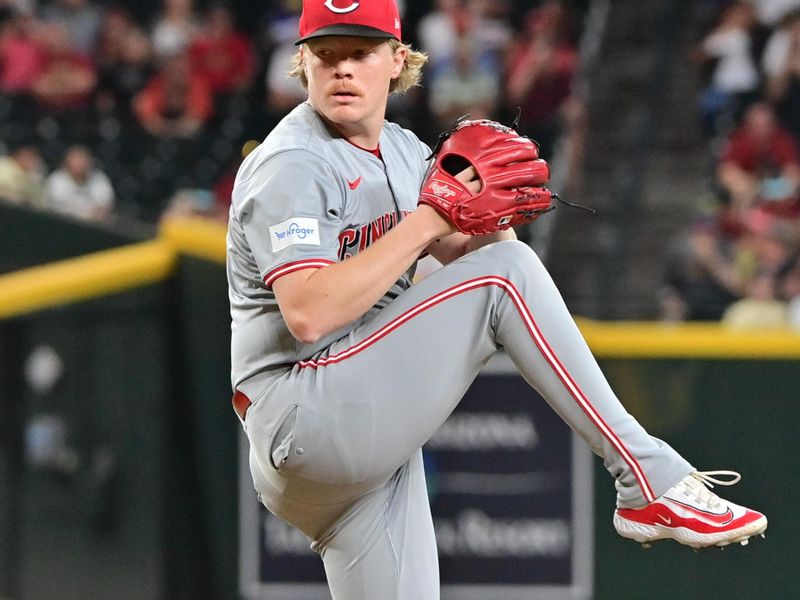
left=613, top=470, right=768, bottom=549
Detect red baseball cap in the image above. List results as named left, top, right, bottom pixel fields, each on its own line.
left=296, top=0, right=402, bottom=45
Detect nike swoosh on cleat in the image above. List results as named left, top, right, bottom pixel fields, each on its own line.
left=658, top=514, right=672, bottom=525
left=348, top=177, right=363, bottom=190
left=669, top=501, right=735, bottom=525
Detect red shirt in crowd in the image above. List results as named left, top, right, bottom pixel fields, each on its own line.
left=0, top=30, right=44, bottom=93
left=189, top=31, right=253, bottom=94
left=134, top=69, right=213, bottom=125
left=32, top=49, right=96, bottom=110
left=720, top=123, right=800, bottom=227
left=505, top=42, right=577, bottom=127
left=720, top=127, right=800, bottom=176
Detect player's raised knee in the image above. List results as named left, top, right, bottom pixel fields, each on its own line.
left=471, top=240, right=547, bottom=285
left=495, top=238, right=537, bottom=255
left=483, top=239, right=541, bottom=264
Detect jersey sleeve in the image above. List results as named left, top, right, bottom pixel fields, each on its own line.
left=233, top=149, right=344, bottom=288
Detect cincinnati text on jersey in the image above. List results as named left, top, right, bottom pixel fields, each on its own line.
left=338, top=209, right=413, bottom=260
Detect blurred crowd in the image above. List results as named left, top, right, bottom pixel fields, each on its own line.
left=0, top=0, right=588, bottom=225
left=663, top=0, right=800, bottom=328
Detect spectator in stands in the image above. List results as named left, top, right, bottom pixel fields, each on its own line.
left=661, top=221, right=745, bottom=321
left=0, top=12, right=44, bottom=97
left=44, top=144, right=114, bottom=221
left=695, top=1, right=761, bottom=135
left=717, top=102, right=800, bottom=231
left=504, top=1, right=580, bottom=159
left=96, top=18, right=154, bottom=118
left=0, top=143, right=45, bottom=207
left=464, top=0, right=511, bottom=69
left=762, top=10, right=800, bottom=142
left=721, top=269, right=788, bottom=328
left=417, top=0, right=510, bottom=77
left=750, top=0, right=800, bottom=30
left=150, top=0, right=200, bottom=58
left=417, top=0, right=468, bottom=74
left=748, top=214, right=799, bottom=274
left=30, top=22, right=96, bottom=111
left=95, top=7, right=134, bottom=69
left=133, top=50, right=213, bottom=138
left=189, top=3, right=253, bottom=98
left=262, top=0, right=306, bottom=118
left=40, top=0, right=102, bottom=55
left=428, top=35, right=498, bottom=129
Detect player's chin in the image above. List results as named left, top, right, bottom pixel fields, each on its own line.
left=324, top=105, right=365, bottom=125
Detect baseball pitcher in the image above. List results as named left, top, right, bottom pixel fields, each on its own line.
left=226, top=1, right=768, bottom=598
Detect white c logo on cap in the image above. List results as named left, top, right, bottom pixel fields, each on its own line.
left=324, top=0, right=360, bottom=14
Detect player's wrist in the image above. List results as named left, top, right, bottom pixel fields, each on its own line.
left=413, top=204, right=457, bottom=239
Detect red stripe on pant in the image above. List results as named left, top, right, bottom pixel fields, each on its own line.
left=297, top=276, right=656, bottom=503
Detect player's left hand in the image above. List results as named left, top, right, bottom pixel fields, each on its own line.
left=453, top=165, right=482, bottom=194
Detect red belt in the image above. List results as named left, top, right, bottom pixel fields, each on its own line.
left=232, top=389, right=252, bottom=421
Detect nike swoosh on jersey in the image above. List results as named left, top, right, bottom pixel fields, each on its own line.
left=348, top=176, right=363, bottom=190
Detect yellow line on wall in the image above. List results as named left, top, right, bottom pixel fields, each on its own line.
left=0, top=240, right=176, bottom=320
left=0, top=217, right=224, bottom=321
left=576, top=318, right=800, bottom=359
left=159, top=216, right=227, bottom=264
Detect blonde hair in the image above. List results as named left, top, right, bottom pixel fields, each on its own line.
left=288, top=39, right=427, bottom=95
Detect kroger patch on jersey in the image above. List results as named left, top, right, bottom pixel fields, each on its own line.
left=269, top=217, right=320, bottom=252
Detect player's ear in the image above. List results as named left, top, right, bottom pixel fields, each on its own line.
left=390, top=43, right=407, bottom=79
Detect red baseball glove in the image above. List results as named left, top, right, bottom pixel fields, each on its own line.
left=419, top=118, right=554, bottom=236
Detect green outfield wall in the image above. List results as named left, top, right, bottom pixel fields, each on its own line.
left=0, top=206, right=796, bottom=599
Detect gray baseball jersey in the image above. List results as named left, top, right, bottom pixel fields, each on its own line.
left=227, top=103, right=693, bottom=600
left=228, top=102, right=428, bottom=393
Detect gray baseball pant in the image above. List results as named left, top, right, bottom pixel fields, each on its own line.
left=244, top=240, right=693, bottom=599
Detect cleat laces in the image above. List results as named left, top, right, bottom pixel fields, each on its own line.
left=679, top=470, right=742, bottom=510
